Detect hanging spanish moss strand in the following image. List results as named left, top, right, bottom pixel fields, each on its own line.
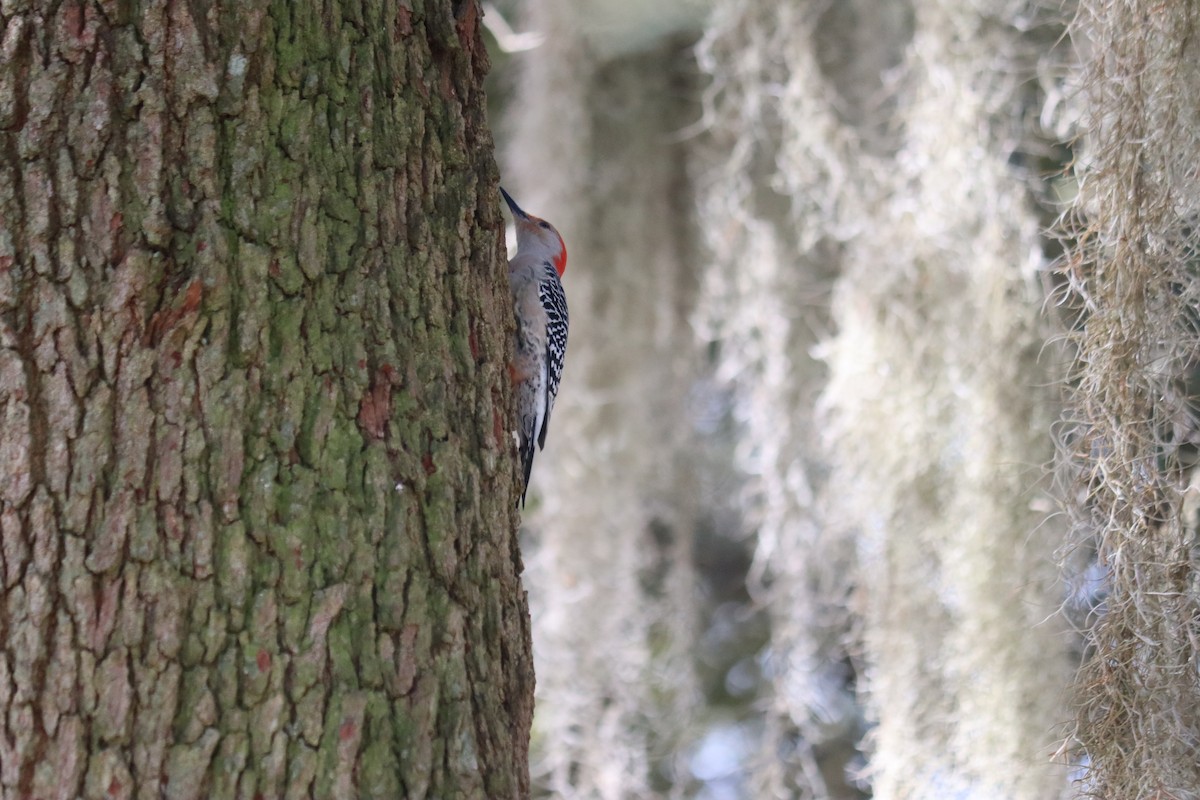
left=1059, top=0, right=1200, bottom=795
left=699, top=1, right=1074, bottom=796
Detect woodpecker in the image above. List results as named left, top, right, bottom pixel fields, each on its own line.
left=501, top=186, right=569, bottom=507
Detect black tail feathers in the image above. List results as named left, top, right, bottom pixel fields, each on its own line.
left=517, top=432, right=535, bottom=508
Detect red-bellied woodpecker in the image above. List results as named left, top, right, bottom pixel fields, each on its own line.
left=501, top=187, right=569, bottom=507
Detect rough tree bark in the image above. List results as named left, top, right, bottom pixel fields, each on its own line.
left=0, top=1, right=532, bottom=798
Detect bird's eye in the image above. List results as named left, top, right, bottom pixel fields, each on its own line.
left=538, top=221, right=551, bottom=230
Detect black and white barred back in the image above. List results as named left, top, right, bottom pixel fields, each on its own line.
left=538, top=260, right=569, bottom=449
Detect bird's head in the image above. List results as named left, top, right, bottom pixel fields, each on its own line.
left=501, top=187, right=567, bottom=277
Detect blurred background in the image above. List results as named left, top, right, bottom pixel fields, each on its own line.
left=482, top=1, right=1200, bottom=798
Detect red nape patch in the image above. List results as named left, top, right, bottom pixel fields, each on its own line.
left=553, top=246, right=567, bottom=277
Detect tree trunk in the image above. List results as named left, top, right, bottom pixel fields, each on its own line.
left=0, top=1, right=532, bottom=798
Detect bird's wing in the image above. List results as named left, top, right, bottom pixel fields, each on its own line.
left=538, top=263, right=568, bottom=450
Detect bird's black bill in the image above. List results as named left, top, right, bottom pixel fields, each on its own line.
left=500, top=186, right=530, bottom=220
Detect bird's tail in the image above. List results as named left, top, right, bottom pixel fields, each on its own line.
left=518, top=425, right=535, bottom=508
